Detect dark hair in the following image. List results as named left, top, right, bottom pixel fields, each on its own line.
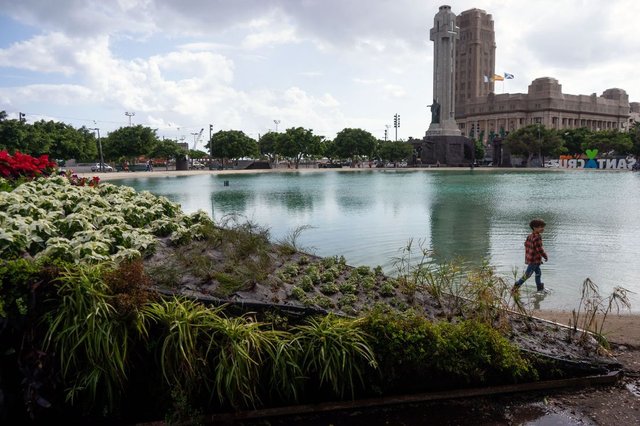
left=529, top=218, right=546, bottom=229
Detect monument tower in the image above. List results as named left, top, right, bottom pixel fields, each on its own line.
left=427, top=5, right=461, bottom=136
left=417, top=5, right=471, bottom=166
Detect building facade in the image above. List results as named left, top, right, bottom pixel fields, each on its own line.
left=453, top=8, right=634, bottom=142
left=454, top=8, right=496, bottom=110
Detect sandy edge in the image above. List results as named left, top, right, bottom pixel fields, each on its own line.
left=532, top=310, right=640, bottom=346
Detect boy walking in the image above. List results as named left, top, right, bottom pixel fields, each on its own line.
left=512, top=218, right=548, bottom=293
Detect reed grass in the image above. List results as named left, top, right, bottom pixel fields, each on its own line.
left=44, top=264, right=138, bottom=413
left=290, top=314, right=377, bottom=398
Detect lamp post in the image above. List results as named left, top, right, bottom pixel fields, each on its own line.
left=89, top=128, right=104, bottom=172
left=125, top=111, right=135, bottom=126
left=190, top=132, right=199, bottom=168
left=273, top=119, right=280, bottom=133
left=209, top=124, right=213, bottom=169
left=393, top=114, right=400, bottom=142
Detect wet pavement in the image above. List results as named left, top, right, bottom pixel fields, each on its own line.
left=232, top=397, right=597, bottom=426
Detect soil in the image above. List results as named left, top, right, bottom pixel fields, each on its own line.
left=524, top=311, right=640, bottom=425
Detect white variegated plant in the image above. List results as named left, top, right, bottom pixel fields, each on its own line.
left=0, top=177, right=214, bottom=263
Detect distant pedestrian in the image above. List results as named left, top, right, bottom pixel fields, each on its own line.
left=512, top=218, right=548, bottom=294
left=146, top=160, right=153, bottom=172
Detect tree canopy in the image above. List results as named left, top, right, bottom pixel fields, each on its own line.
left=104, top=125, right=160, bottom=162
left=275, top=127, right=324, bottom=168
left=258, top=131, right=280, bottom=163
left=504, top=125, right=565, bottom=166
left=147, top=139, right=188, bottom=161
left=0, top=112, right=98, bottom=161
left=333, top=128, right=377, bottom=160
left=208, top=130, right=258, bottom=162
left=377, top=141, right=413, bottom=164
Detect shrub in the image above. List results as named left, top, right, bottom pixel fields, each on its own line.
left=361, top=307, right=534, bottom=387
left=319, top=283, right=339, bottom=295
left=299, top=275, right=315, bottom=292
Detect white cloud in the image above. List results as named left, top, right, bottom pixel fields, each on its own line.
left=242, top=28, right=299, bottom=49
left=0, top=32, right=79, bottom=75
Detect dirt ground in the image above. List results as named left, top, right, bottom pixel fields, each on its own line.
left=525, top=310, right=640, bottom=425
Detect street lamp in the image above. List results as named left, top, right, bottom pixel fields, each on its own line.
left=393, top=114, right=400, bottom=142
left=190, top=132, right=199, bottom=168
left=273, top=119, right=280, bottom=133
left=209, top=124, right=213, bottom=168
left=125, top=111, right=135, bottom=126
left=89, top=128, right=104, bottom=172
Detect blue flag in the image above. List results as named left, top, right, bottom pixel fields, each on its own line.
left=504, top=72, right=515, bottom=79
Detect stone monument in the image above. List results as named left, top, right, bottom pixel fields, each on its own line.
left=418, top=5, right=472, bottom=166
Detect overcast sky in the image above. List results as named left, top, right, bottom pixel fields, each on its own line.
left=1, top=0, right=638, bottom=149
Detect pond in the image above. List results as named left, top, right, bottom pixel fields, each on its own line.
left=116, top=169, right=640, bottom=312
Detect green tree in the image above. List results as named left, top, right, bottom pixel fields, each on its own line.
left=333, top=128, right=377, bottom=162
left=0, top=115, right=29, bottom=154
left=584, top=130, right=633, bottom=156
left=561, top=127, right=591, bottom=156
left=474, top=139, right=485, bottom=162
left=208, top=130, right=258, bottom=165
left=147, top=139, right=188, bottom=170
left=258, top=131, right=280, bottom=163
left=33, top=121, right=97, bottom=161
left=103, top=125, right=160, bottom=163
left=275, top=127, right=324, bottom=169
left=504, top=125, right=564, bottom=166
left=189, top=149, right=208, bottom=159
left=377, top=141, right=413, bottom=165
left=629, top=122, right=640, bottom=157
left=0, top=112, right=97, bottom=161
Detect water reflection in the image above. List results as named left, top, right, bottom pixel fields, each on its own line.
left=211, top=190, right=249, bottom=215
left=429, top=172, right=492, bottom=265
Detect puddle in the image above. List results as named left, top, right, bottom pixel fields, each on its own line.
left=522, top=411, right=597, bottom=426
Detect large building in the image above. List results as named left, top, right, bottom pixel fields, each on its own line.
left=454, top=8, right=496, bottom=110
left=452, top=8, right=635, bottom=141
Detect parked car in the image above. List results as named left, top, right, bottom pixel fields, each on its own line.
left=91, top=163, right=114, bottom=172
left=190, top=161, right=206, bottom=170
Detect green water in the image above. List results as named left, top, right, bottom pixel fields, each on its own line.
left=117, top=169, right=640, bottom=312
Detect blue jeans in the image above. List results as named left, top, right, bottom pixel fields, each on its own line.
left=515, top=264, right=543, bottom=290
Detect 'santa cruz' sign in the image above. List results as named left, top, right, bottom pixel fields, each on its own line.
left=551, top=150, right=637, bottom=169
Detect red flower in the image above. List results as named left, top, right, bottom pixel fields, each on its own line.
left=0, top=150, right=59, bottom=181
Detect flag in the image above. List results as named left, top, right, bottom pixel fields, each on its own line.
left=492, top=74, right=505, bottom=81
left=483, top=75, right=489, bottom=83
left=504, top=72, right=515, bottom=79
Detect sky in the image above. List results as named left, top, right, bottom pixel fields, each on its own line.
left=1, top=0, right=638, bottom=151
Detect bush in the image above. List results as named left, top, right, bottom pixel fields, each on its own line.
left=361, top=307, right=535, bottom=388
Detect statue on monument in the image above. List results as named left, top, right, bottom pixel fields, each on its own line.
left=430, top=99, right=440, bottom=124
